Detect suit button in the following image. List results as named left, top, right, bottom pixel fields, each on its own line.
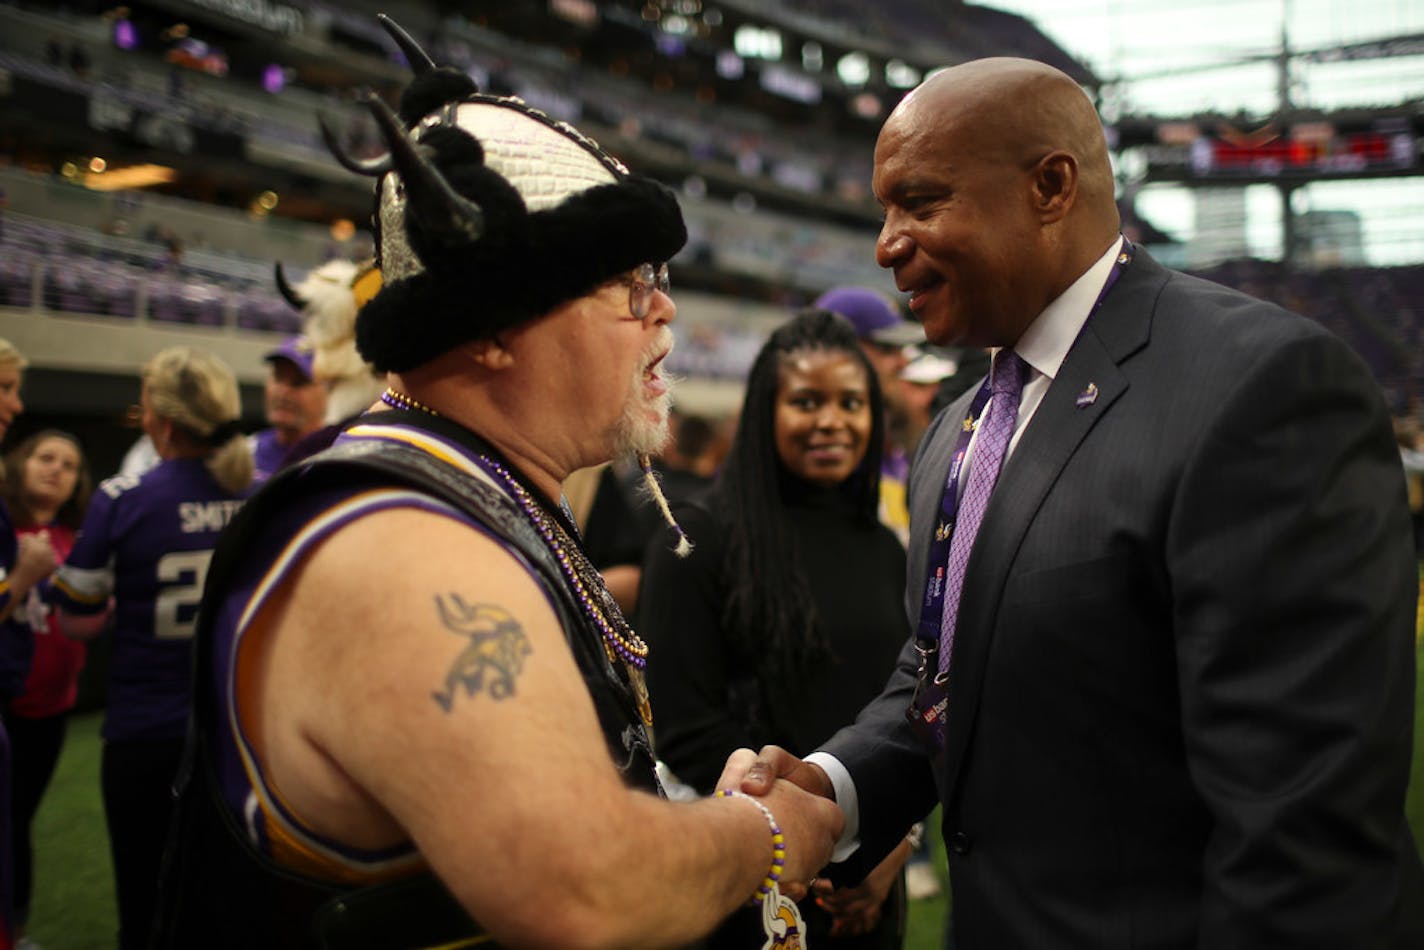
left=948, top=831, right=973, bottom=855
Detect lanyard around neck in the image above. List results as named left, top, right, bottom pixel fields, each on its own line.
left=910, top=238, right=1135, bottom=664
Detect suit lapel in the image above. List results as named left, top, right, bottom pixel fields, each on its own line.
left=936, top=252, right=1170, bottom=802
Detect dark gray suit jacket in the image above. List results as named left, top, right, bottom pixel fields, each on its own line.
left=821, top=250, right=1424, bottom=948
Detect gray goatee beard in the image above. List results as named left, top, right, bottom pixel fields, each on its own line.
left=612, top=328, right=675, bottom=459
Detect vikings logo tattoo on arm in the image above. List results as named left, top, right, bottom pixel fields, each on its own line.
left=431, top=594, right=533, bottom=712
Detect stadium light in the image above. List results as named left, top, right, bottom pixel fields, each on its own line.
left=837, top=51, right=870, bottom=87
left=734, top=24, right=782, bottom=61
left=885, top=59, right=921, bottom=89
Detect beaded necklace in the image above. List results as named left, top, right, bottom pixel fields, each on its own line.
left=380, top=387, right=440, bottom=416
left=379, top=388, right=653, bottom=724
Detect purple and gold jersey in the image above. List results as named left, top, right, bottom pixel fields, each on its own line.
left=52, top=458, right=245, bottom=742
left=208, top=421, right=519, bottom=884
left=204, top=417, right=659, bottom=890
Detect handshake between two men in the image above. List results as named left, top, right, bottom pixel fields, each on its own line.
left=716, top=744, right=911, bottom=944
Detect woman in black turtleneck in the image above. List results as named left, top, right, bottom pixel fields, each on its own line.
left=640, top=309, right=911, bottom=949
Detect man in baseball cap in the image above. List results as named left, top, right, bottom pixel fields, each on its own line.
left=249, top=334, right=327, bottom=481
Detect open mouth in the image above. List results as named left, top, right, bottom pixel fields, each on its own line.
left=642, top=351, right=670, bottom=396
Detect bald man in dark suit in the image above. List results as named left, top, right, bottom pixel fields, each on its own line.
left=746, top=57, right=1424, bottom=948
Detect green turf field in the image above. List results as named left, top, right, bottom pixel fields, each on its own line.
left=21, top=629, right=1424, bottom=948
left=27, top=710, right=114, bottom=949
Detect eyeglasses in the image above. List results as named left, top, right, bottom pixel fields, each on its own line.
left=620, top=262, right=670, bottom=322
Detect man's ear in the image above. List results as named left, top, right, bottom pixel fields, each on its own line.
left=1032, top=150, right=1078, bottom=224
left=463, top=336, right=515, bottom=371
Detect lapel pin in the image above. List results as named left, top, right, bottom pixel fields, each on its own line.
left=1075, top=382, right=1099, bottom=408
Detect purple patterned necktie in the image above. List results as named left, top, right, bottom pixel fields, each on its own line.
left=938, top=350, right=1030, bottom=674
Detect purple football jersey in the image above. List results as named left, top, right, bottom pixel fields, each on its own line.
left=53, top=458, right=246, bottom=741
left=249, top=428, right=288, bottom=484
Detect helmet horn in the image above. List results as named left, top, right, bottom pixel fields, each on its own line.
left=364, top=93, right=485, bottom=246
left=273, top=262, right=307, bottom=310
left=319, top=108, right=392, bottom=177
left=377, top=14, right=437, bottom=76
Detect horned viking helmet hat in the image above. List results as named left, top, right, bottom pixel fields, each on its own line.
left=324, top=15, right=688, bottom=373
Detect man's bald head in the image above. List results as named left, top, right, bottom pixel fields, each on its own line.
left=871, top=57, right=1121, bottom=347
left=895, top=58, right=1117, bottom=231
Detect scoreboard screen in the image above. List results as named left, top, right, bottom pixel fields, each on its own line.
left=1134, top=124, right=1419, bottom=182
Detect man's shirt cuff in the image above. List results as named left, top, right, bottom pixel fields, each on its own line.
left=805, top=751, right=860, bottom=862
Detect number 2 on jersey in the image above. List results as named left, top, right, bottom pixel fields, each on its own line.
left=153, top=549, right=213, bottom=639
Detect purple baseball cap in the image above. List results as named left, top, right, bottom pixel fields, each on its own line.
left=814, top=286, right=924, bottom=347
left=264, top=335, right=316, bottom=383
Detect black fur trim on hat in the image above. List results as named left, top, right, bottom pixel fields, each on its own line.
left=398, top=68, right=480, bottom=127
left=524, top=177, right=686, bottom=296
left=357, top=175, right=687, bottom=373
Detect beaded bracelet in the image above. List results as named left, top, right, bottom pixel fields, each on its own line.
left=716, top=789, right=786, bottom=905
